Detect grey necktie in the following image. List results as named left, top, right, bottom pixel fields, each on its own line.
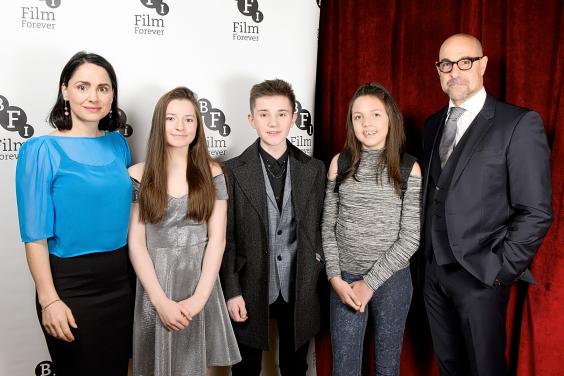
left=439, top=107, right=465, bottom=168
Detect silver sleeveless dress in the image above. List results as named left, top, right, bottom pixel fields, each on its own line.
left=132, top=175, right=241, bottom=376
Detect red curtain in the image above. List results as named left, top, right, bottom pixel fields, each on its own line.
left=313, top=1, right=564, bottom=375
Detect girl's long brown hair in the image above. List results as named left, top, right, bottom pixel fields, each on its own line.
left=342, top=82, right=406, bottom=195
left=139, top=87, right=216, bottom=223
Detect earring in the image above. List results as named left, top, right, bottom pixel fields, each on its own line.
left=109, top=110, right=112, bottom=119
left=64, top=100, right=69, bottom=117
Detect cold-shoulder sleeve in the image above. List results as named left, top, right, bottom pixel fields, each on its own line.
left=213, top=174, right=228, bottom=200
left=15, top=138, right=56, bottom=243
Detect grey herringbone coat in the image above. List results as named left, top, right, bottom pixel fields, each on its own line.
left=220, top=139, right=326, bottom=351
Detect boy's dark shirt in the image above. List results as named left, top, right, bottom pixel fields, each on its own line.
left=258, top=145, right=288, bottom=212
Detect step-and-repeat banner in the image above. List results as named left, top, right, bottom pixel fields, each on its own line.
left=0, top=1, right=320, bottom=374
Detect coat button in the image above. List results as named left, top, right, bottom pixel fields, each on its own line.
left=277, top=230, right=282, bottom=235
left=277, top=255, right=282, bottom=261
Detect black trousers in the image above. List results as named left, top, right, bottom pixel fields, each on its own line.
left=36, top=247, right=134, bottom=376
left=423, top=255, right=510, bottom=376
left=231, top=295, right=309, bottom=376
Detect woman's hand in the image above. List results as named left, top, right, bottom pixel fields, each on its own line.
left=25, top=241, right=78, bottom=341
left=330, top=276, right=361, bottom=311
left=42, top=299, right=77, bottom=342
left=154, top=297, right=191, bottom=331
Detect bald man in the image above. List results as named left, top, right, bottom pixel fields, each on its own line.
left=420, top=34, right=552, bottom=375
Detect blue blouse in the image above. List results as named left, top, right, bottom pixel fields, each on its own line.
left=16, top=131, right=132, bottom=258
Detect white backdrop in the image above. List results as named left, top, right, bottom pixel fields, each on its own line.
left=0, top=0, right=320, bottom=374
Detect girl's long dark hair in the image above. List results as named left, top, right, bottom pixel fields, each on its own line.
left=342, top=82, right=406, bottom=195
left=139, top=87, right=215, bottom=223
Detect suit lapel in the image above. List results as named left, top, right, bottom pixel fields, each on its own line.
left=450, top=95, right=496, bottom=186
left=259, top=158, right=278, bottom=207
left=281, top=158, right=292, bottom=211
left=232, top=140, right=268, bottom=227
left=289, top=144, right=315, bottom=224
left=429, top=114, right=445, bottom=187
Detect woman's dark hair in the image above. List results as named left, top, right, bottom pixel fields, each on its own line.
left=343, top=82, right=406, bottom=195
left=48, top=51, right=122, bottom=131
left=140, top=87, right=216, bottom=223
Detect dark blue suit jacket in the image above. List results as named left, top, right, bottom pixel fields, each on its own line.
left=422, top=94, right=553, bottom=286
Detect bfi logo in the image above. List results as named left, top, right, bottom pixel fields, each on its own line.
left=232, top=0, right=262, bottom=42
left=0, top=95, right=35, bottom=139
left=290, top=100, right=314, bottom=154
left=294, top=100, right=313, bottom=136
left=21, top=0, right=60, bottom=30
left=198, top=98, right=231, bottom=157
left=35, top=360, right=55, bottom=375
left=135, top=0, right=167, bottom=35
left=140, top=0, right=169, bottom=16
left=236, top=0, right=263, bottom=23
left=198, top=99, right=231, bottom=138
left=117, top=109, right=133, bottom=138
left=38, top=0, right=61, bottom=8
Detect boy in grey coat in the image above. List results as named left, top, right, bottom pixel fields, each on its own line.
left=220, top=79, right=326, bottom=376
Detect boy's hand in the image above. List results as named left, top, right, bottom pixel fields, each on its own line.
left=330, top=276, right=361, bottom=311
left=227, top=296, right=248, bottom=322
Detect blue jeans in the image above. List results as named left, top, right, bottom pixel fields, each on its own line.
left=330, top=268, right=413, bottom=376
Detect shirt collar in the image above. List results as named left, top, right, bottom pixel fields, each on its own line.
left=258, top=144, right=288, bottom=167
left=448, top=86, right=487, bottom=116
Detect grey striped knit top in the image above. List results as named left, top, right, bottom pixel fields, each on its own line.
left=321, top=149, right=422, bottom=292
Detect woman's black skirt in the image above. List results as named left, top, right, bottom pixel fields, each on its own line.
left=36, top=246, right=134, bottom=376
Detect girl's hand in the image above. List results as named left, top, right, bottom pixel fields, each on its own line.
left=330, top=276, right=361, bottom=311
left=179, top=295, right=206, bottom=320
left=350, top=280, right=374, bottom=313
left=154, top=297, right=191, bottom=331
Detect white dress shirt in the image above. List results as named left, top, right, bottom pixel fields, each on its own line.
left=448, top=87, right=487, bottom=145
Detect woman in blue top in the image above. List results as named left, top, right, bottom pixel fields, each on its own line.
left=15, top=52, right=133, bottom=376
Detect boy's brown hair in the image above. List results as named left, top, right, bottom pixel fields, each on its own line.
left=249, top=79, right=296, bottom=113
